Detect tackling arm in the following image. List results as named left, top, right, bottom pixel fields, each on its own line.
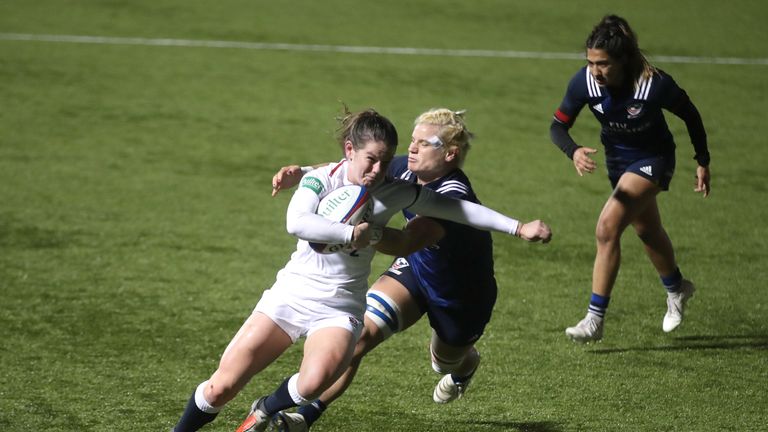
left=272, top=163, right=330, bottom=197
left=407, top=187, right=552, bottom=243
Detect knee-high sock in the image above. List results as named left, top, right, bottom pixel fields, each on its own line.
left=173, top=381, right=220, bottom=432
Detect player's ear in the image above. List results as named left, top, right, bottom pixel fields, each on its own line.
left=344, top=140, right=355, bottom=160
left=445, top=147, right=458, bottom=163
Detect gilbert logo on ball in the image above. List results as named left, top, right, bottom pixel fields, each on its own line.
left=309, top=185, right=373, bottom=254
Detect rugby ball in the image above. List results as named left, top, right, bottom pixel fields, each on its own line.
left=309, top=185, right=373, bottom=254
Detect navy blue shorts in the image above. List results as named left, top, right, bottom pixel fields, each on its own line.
left=608, top=153, right=676, bottom=190
left=383, top=257, right=493, bottom=346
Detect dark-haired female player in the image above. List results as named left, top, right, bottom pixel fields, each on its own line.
left=550, top=15, right=711, bottom=343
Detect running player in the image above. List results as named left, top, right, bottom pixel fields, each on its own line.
left=171, top=108, right=552, bottom=432
left=549, top=15, right=711, bottom=343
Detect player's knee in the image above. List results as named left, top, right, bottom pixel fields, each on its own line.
left=595, top=217, right=621, bottom=245
left=204, top=378, right=237, bottom=407
left=296, top=369, right=335, bottom=400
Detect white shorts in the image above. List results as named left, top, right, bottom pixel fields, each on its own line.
left=254, top=286, right=365, bottom=343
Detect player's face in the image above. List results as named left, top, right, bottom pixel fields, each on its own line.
left=587, top=48, right=625, bottom=88
left=345, top=139, right=395, bottom=188
left=408, top=123, right=452, bottom=183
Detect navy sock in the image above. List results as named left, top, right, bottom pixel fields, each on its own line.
left=298, top=399, right=327, bottom=427
left=661, top=267, right=683, bottom=293
left=263, top=377, right=297, bottom=415
left=173, top=390, right=218, bottom=432
left=588, top=293, right=610, bottom=318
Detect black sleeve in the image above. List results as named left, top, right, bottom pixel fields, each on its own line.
left=669, top=96, right=710, bottom=167
left=550, top=119, right=581, bottom=160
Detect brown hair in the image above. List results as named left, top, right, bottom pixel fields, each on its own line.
left=336, top=106, right=398, bottom=153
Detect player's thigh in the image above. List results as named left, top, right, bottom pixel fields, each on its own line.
left=369, top=274, right=423, bottom=331
left=214, top=312, right=293, bottom=389
left=598, top=172, right=661, bottom=236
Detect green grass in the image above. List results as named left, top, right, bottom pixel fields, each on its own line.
left=1, top=1, right=767, bottom=431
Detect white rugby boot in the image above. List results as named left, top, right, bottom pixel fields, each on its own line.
left=432, top=354, right=479, bottom=404
left=565, top=313, right=604, bottom=343
left=433, top=373, right=470, bottom=404
left=663, top=279, right=696, bottom=332
left=235, top=397, right=270, bottom=432
left=271, top=411, right=308, bottom=432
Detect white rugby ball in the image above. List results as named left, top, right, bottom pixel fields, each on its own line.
left=309, top=185, right=373, bottom=254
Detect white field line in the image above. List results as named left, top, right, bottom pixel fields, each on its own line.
left=1, top=33, right=767, bottom=66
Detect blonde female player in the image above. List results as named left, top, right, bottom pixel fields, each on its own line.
left=171, top=108, right=551, bottom=432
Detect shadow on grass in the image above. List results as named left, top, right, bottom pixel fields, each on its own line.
left=588, top=334, right=768, bottom=354
left=455, top=420, right=564, bottom=432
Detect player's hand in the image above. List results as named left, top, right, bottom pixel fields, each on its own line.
left=351, top=222, right=373, bottom=249
left=573, top=147, right=598, bottom=176
left=272, top=165, right=304, bottom=197
left=694, top=165, right=710, bottom=198
left=518, top=220, right=552, bottom=243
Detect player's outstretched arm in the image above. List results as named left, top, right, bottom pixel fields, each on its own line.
left=517, top=220, right=553, bottom=243
left=409, top=187, right=553, bottom=244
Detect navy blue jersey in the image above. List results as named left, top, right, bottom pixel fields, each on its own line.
left=387, top=155, right=497, bottom=308
left=554, top=67, right=690, bottom=165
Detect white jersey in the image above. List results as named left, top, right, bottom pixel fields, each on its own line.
left=273, top=159, right=520, bottom=314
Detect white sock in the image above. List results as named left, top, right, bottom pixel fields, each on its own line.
left=287, top=374, right=311, bottom=406
left=195, top=381, right=221, bottom=414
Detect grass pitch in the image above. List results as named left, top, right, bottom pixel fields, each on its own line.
left=1, top=1, right=766, bottom=431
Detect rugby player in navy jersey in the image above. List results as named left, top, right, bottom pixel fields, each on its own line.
left=550, top=15, right=711, bottom=343
left=264, top=108, right=551, bottom=430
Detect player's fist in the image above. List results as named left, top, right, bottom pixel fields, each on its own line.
left=351, top=222, right=374, bottom=250
left=518, top=220, right=552, bottom=243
